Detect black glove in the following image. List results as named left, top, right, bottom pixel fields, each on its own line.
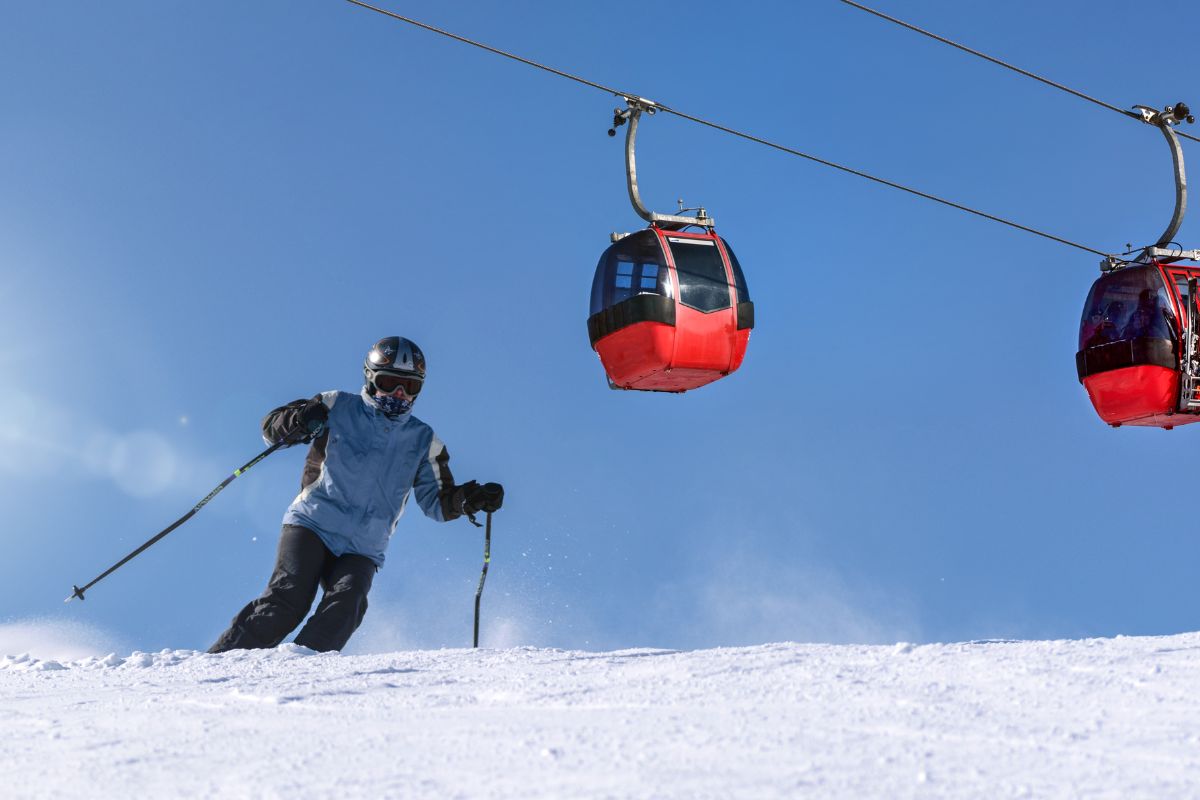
left=476, top=482, right=504, bottom=513
left=455, top=480, right=505, bottom=516
left=286, top=397, right=328, bottom=444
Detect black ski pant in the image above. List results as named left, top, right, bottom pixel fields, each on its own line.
left=208, top=525, right=377, bottom=654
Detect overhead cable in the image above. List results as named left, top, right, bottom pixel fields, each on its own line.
left=838, top=0, right=1200, bottom=145
left=344, top=0, right=1109, bottom=257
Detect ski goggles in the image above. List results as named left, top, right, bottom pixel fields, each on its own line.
left=373, top=372, right=423, bottom=396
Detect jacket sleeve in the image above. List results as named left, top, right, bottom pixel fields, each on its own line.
left=412, top=434, right=463, bottom=522
left=261, top=392, right=335, bottom=446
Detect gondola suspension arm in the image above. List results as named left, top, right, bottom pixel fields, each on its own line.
left=1131, top=102, right=1199, bottom=264
left=609, top=98, right=714, bottom=231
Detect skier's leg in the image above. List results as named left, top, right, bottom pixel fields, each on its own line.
left=292, top=554, right=377, bottom=652
left=207, top=525, right=330, bottom=653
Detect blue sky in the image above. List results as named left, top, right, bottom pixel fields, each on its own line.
left=2, top=0, right=1198, bottom=654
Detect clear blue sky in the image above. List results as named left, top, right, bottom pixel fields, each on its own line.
left=2, top=0, right=1198, bottom=653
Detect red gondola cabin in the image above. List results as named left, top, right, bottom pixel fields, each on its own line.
left=588, top=227, right=753, bottom=392
left=1077, top=261, right=1200, bottom=428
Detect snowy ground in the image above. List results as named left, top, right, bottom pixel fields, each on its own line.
left=3, top=634, right=1200, bottom=798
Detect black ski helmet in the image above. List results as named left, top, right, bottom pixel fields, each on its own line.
left=364, top=336, right=426, bottom=395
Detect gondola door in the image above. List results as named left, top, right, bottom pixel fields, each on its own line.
left=1164, top=266, right=1200, bottom=415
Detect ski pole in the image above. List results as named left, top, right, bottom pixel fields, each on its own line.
left=66, top=440, right=287, bottom=603
left=473, top=511, right=493, bottom=648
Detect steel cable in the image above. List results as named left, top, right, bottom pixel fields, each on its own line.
left=345, top=0, right=1110, bottom=257
left=838, top=0, right=1200, bottom=145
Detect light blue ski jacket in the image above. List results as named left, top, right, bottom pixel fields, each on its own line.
left=270, top=389, right=458, bottom=567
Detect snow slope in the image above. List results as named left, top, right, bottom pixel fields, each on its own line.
left=3, top=634, right=1199, bottom=798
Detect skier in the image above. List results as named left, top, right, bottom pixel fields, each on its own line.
left=208, top=336, right=504, bottom=653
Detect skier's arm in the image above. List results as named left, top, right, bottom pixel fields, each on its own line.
left=412, top=435, right=463, bottom=522
left=262, top=392, right=335, bottom=445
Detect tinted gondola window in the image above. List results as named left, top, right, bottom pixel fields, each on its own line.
left=1079, top=265, right=1175, bottom=350
left=590, top=231, right=673, bottom=317
left=721, top=239, right=750, bottom=303
left=668, top=237, right=731, bottom=312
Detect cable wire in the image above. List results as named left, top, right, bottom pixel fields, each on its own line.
left=656, top=107, right=1108, bottom=256
left=838, top=0, right=1200, bottom=145
left=345, top=0, right=626, bottom=96
left=344, top=0, right=1110, bottom=257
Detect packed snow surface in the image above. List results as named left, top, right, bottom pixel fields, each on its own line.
left=3, top=633, right=1200, bottom=798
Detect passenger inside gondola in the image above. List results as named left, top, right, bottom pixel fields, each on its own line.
left=1122, top=288, right=1173, bottom=339
left=1079, top=266, right=1177, bottom=351
left=1082, top=301, right=1125, bottom=349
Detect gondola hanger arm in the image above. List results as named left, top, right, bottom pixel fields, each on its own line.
left=608, top=98, right=714, bottom=230
left=1104, top=103, right=1199, bottom=271
left=1135, top=102, right=1194, bottom=257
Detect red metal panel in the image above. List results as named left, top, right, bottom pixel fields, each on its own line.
left=593, top=312, right=745, bottom=392
left=594, top=321, right=677, bottom=388
left=1081, top=365, right=1195, bottom=427
left=728, top=328, right=751, bottom=373
left=672, top=304, right=737, bottom=372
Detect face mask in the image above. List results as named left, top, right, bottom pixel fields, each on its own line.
left=372, top=392, right=413, bottom=416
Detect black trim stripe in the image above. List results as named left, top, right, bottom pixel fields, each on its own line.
left=1076, top=337, right=1176, bottom=381
left=587, top=294, right=675, bottom=347
left=428, top=437, right=461, bottom=520
left=736, top=301, right=755, bottom=331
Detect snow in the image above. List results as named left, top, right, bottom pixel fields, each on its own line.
left=3, top=634, right=1200, bottom=798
